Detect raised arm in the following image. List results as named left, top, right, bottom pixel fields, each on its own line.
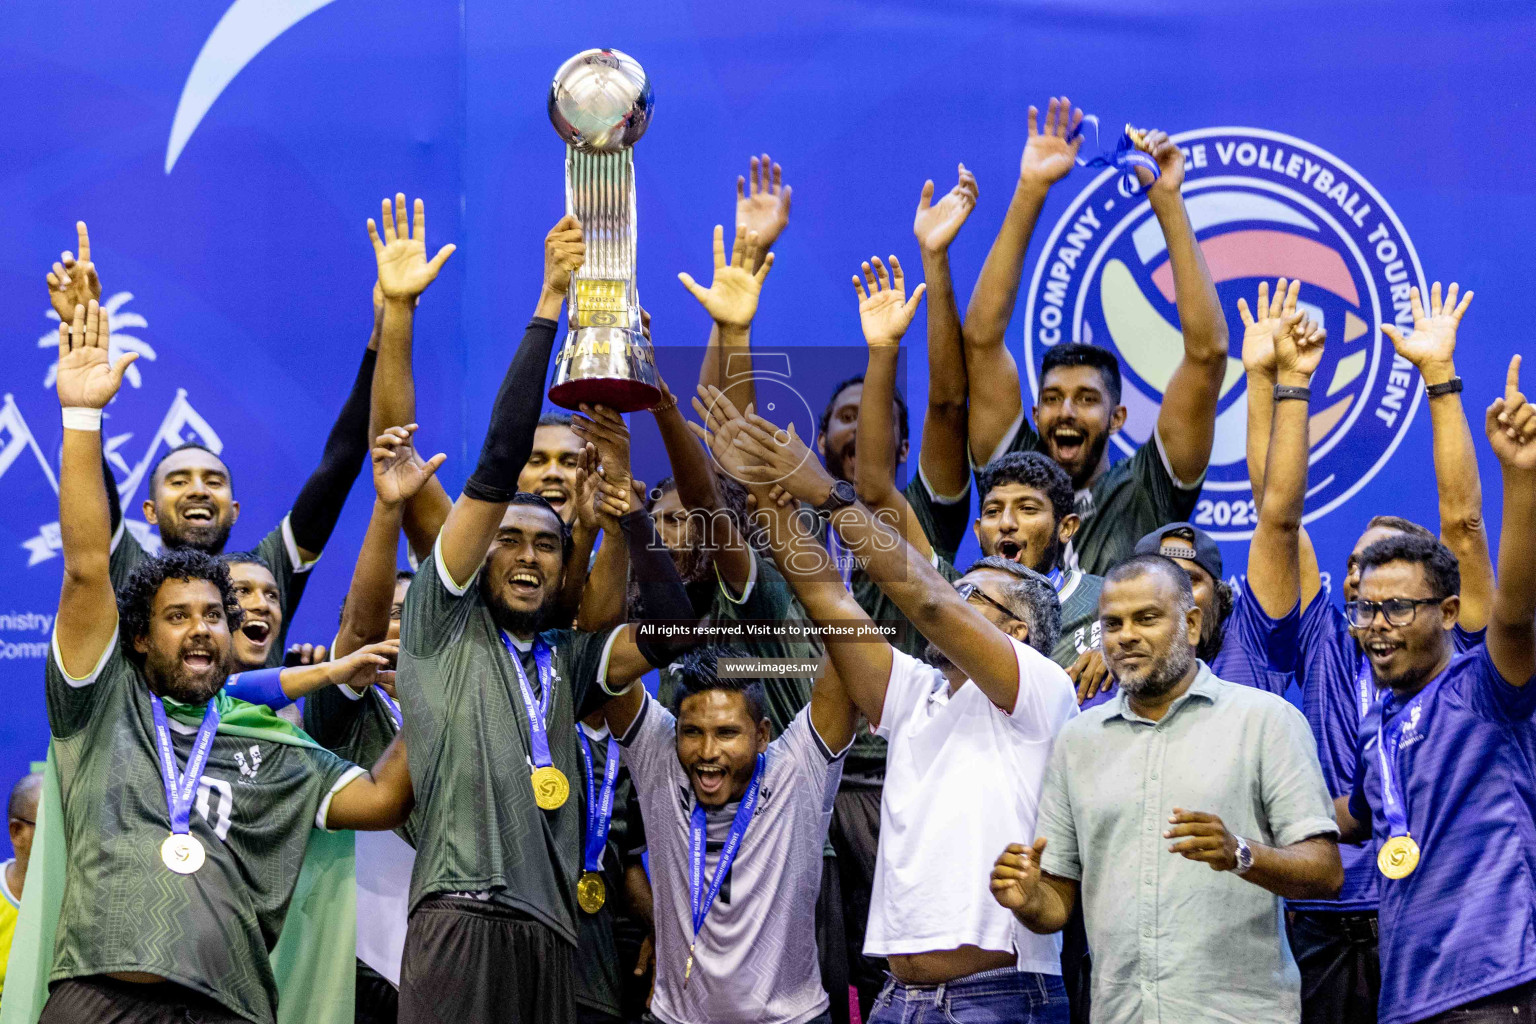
left=963, top=97, right=1082, bottom=465
left=368, top=193, right=457, bottom=559
left=1140, top=131, right=1231, bottom=484
left=55, top=301, right=139, bottom=675
left=700, top=389, right=1026, bottom=712
left=652, top=380, right=753, bottom=590
left=1237, top=279, right=1297, bottom=502
left=914, top=166, right=978, bottom=497
left=851, top=256, right=930, bottom=555
left=1382, top=283, right=1490, bottom=632
left=697, top=155, right=790, bottom=402
left=336, top=425, right=447, bottom=657
left=436, top=216, right=583, bottom=586
left=681, top=223, right=773, bottom=418
left=228, top=640, right=400, bottom=707
left=1246, top=312, right=1324, bottom=618
left=1483, top=355, right=1536, bottom=686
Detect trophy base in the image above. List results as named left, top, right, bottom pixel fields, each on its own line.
left=549, top=326, right=662, bottom=413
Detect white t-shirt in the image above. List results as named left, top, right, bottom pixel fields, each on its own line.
left=865, top=636, right=1078, bottom=974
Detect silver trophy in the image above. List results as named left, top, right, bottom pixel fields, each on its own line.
left=547, top=48, right=661, bottom=412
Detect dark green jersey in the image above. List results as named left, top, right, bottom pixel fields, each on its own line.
left=573, top=722, right=638, bottom=1019
left=986, top=421, right=1203, bottom=576
left=903, top=470, right=971, bottom=565
left=396, top=550, right=617, bottom=944
left=657, top=551, right=822, bottom=738
left=109, top=517, right=313, bottom=668
left=1050, top=570, right=1105, bottom=670
left=302, top=682, right=422, bottom=847
left=45, top=642, right=358, bottom=1024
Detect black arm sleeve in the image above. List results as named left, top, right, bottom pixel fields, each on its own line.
left=288, top=348, right=378, bottom=554
left=462, top=318, right=560, bottom=503
left=623, top=509, right=699, bottom=667
left=103, top=452, right=122, bottom=535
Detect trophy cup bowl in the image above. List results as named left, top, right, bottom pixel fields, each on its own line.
left=547, top=48, right=661, bottom=413
left=548, top=49, right=654, bottom=152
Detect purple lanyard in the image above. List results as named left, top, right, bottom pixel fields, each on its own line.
left=1375, top=676, right=1442, bottom=841
left=689, top=753, right=764, bottom=940
left=376, top=688, right=402, bottom=730
left=576, top=727, right=621, bottom=873
left=503, top=633, right=555, bottom=769
left=148, top=695, right=221, bottom=836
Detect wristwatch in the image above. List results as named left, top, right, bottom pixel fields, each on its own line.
left=815, top=479, right=857, bottom=518
left=1233, top=835, right=1254, bottom=875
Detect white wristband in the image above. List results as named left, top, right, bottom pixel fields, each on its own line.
left=61, top=407, right=103, bottom=431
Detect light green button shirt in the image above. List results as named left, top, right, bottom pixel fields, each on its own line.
left=1037, top=662, right=1337, bottom=1024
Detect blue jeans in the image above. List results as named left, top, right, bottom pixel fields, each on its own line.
left=868, top=968, right=1069, bottom=1024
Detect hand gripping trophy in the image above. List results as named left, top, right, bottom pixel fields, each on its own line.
left=547, top=48, right=661, bottom=412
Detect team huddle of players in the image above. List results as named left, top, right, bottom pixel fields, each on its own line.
left=5, top=96, right=1536, bottom=1024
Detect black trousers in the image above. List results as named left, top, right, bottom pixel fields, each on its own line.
left=398, top=897, right=576, bottom=1024
left=355, top=959, right=399, bottom=1024
left=1287, top=909, right=1380, bottom=1024
left=39, top=977, right=252, bottom=1024
left=1420, top=979, right=1536, bottom=1022
left=830, top=785, right=885, bottom=1019
left=816, top=850, right=851, bottom=1024
left=1061, top=904, right=1092, bottom=1024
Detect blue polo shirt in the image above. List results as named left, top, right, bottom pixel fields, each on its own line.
left=1080, top=587, right=1297, bottom=711
left=1347, top=645, right=1536, bottom=1024
left=1294, top=592, right=1484, bottom=912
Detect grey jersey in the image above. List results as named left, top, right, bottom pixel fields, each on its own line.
left=620, top=696, right=845, bottom=1024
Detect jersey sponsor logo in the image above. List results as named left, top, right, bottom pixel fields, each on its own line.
left=1071, top=622, right=1102, bottom=655
left=1022, top=127, right=1426, bottom=540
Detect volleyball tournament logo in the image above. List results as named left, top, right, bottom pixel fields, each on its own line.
left=1023, top=128, right=1426, bottom=540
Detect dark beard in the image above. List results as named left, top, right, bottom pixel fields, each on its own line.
left=143, top=646, right=228, bottom=704
left=487, top=589, right=560, bottom=638
left=1117, top=639, right=1196, bottom=701
left=1032, top=536, right=1065, bottom=575
left=671, top=542, right=714, bottom=586
left=161, top=519, right=234, bottom=555
left=1197, top=615, right=1227, bottom=664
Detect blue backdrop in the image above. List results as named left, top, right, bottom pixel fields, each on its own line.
left=3, top=0, right=1533, bottom=798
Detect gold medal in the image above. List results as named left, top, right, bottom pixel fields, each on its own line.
left=531, top=765, right=569, bottom=810
left=577, top=871, right=607, bottom=914
left=161, top=832, right=205, bottom=875
left=1378, top=834, right=1421, bottom=879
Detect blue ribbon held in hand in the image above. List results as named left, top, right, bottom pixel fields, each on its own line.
left=1072, top=116, right=1160, bottom=190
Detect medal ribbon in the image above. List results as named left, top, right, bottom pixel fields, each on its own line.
left=1355, top=654, right=1376, bottom=723
left=688, top=753, right=766, bottom=946
left=1047, top=567, right=1065, bottom=593
left=1071, top=116, right=1160, bottom=189
left=1374, top=676, right=1443, bottom=843
left=577, top=727, right=622, bottom=874
left=148, top=694, right=221, bottom=837
left=377, top=688, right=403, bottom=731
left=504, top=634, right=556, bottom=770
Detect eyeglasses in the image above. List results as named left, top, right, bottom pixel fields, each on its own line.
left=957, top=582, right=1019, bottom=622
left=1344, top=597, right=1443, bottom=629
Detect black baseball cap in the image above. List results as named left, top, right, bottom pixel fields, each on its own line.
left=1135, top=522, right=1223, bottom=582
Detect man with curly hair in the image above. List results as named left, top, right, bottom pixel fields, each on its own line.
left=32, top=300, right=417, bottom=1024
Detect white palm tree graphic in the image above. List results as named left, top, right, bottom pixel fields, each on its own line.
left=38, top=291, right=157, bottom=391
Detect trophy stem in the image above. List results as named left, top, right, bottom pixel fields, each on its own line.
left=551, top=145, right=659, bottom=412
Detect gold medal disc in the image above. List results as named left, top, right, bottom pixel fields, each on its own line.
left=577, top=871, right=607, bottom=914
left=531, top=765, right=570, bottom=810
left=1378, top=834, right=1421, bottom=879
left=161, top=832, right=206, bottom=875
